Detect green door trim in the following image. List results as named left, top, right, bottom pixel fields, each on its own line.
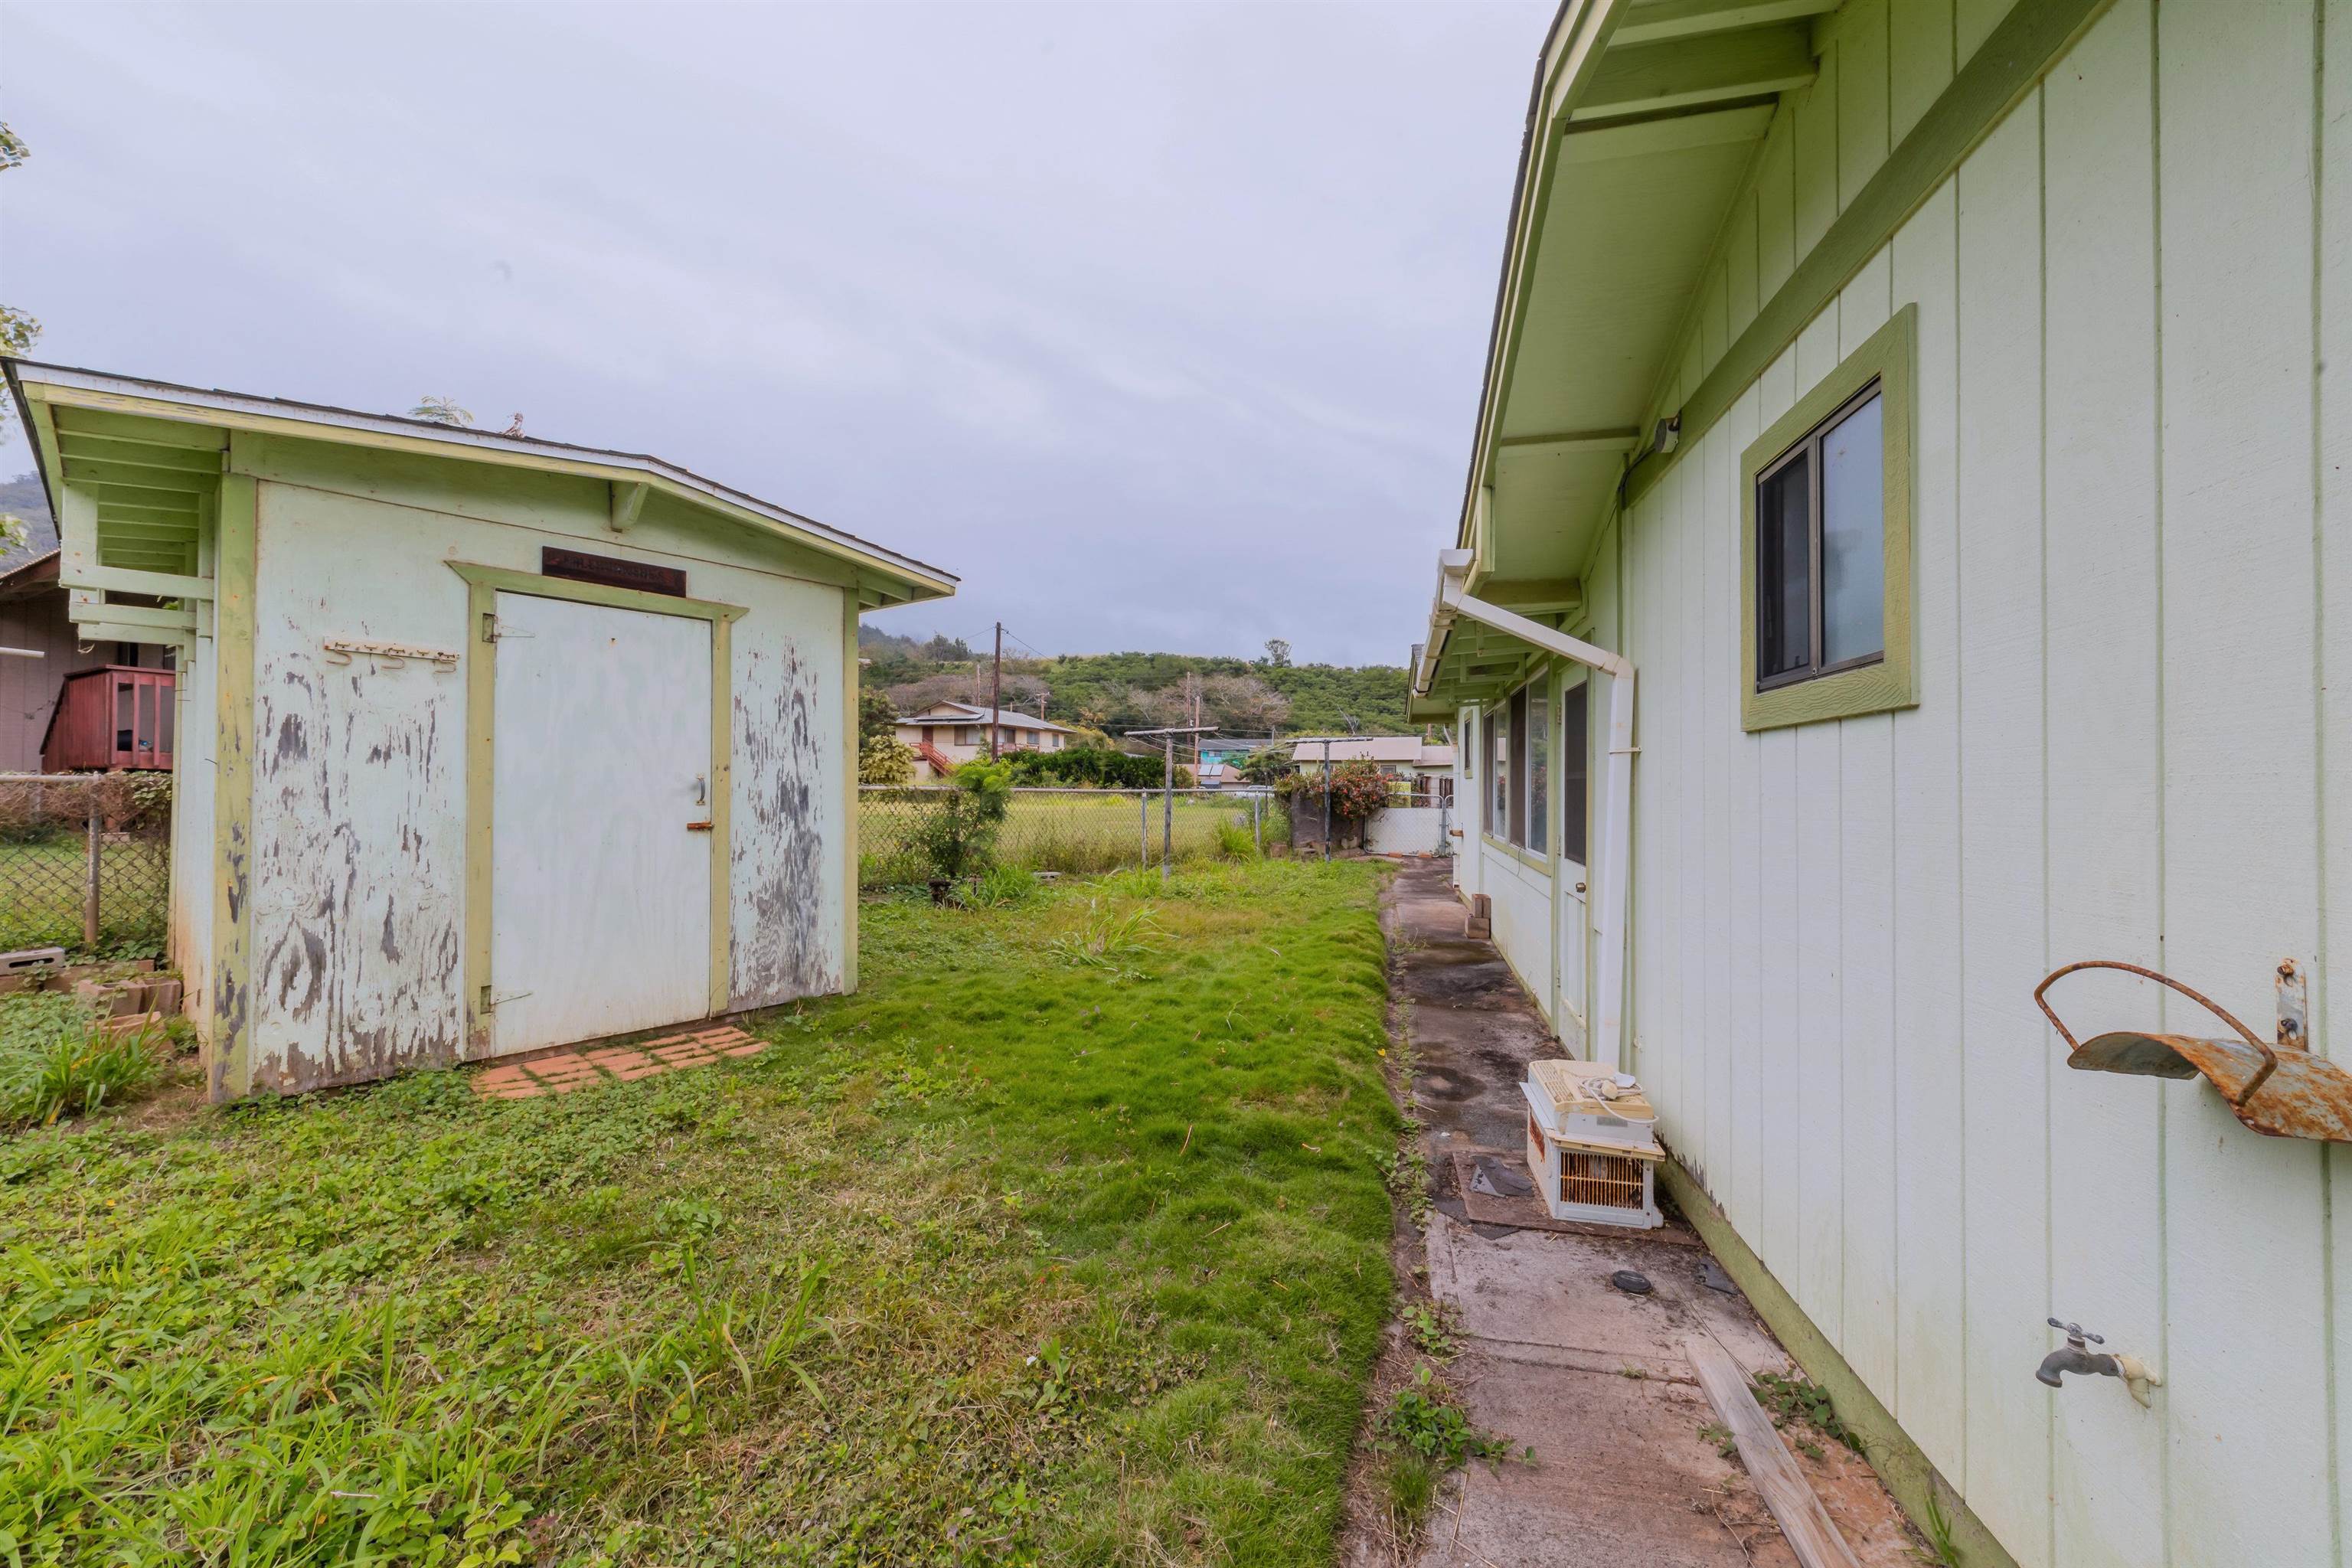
left=448, top=560, right=748, bottom=1057
left=207, top=465, right=259, bottom=1101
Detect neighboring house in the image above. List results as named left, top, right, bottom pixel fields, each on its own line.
left=0, top=481, right=173, bottom=773
left=1408, top=5, right=2347, bottom=1567
left=6, top=359, right=953, bottom=1100
left=1287, top=735, right=1455, bottom=803
left=0, top=549, right=174, bottom=773
left=893, top=701, right=1072, bottom=777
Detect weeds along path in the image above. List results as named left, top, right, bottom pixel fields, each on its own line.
left=0, top=858, right=1397, bottom=1564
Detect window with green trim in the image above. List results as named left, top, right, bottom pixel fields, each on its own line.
left=1740, top=305, right=1918, bottom=732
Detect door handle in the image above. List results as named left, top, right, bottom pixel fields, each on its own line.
left=1574, top=880, right=1587, bottom=894
left=694, top=774, right=707, bottom=806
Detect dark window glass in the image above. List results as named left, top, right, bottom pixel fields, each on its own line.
left=1756, top=449, right=1812, bottom=681
left=1561, top=682, right=1589, bottom=865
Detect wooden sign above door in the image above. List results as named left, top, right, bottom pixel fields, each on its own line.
left=541, top=546, right=686, bottom=598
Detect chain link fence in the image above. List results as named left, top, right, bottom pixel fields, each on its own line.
left=859, top=786, right=1278, bottom=889
left=0, top=773, right=172, bottom=957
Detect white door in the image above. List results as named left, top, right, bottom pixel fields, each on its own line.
left=488, top=591, right=713, bottom=1056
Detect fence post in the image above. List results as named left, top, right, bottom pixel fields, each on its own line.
left=1252, top=794, right=1262, bottom=854
left=1138, top=790, right=1148, bottom=869
left=83, top=789, right=102, bottom=951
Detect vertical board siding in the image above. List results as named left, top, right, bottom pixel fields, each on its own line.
left=1703, top=392, right=1737, bottom=1200
left=1890, top=0, right=1958, bottom=147
left=1837, top=247, right=1900, bottom=1406
left=1837, top=0, right=1893, bottom=211
left=1612, top=6, right=2350, bottom=1566
left=1727, top=383, right=1769, bottom=1246
left=2040, top=8, right=2167, bottom=1564
left=1953, top=100, right=2050, bottom=1560
left=1886, top=175, right=1969, bottom=1487
left=2154, top=3, right=2333, bottom=1565
left=2323, top=1, right=2352, bottom=1560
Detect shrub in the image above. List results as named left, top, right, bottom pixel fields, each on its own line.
left=1213, top=819, right=1258, bottom=861
left=1004, top=746, right=1165, bottom=789
left=859, top=733, right=917, bottom=786
left=911, top=760, right=1013, bottom=880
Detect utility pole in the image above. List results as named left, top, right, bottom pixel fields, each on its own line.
left=989, top=622, right=1004, bottom=760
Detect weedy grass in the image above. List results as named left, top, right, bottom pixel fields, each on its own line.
left=0, top=857, right=1396, bottom=1565
left=0, top=991, right=174, bottom=1129
left=1750, top=1370, right=1863, bottom=1455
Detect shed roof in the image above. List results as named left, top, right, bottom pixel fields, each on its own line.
left=2, top=359, right=957, bottom=609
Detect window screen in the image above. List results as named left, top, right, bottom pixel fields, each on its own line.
left=1560, top=682, right=1588, bottom=865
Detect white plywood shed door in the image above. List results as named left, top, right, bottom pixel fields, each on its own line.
left=488, top=591, right=714, bottom=1056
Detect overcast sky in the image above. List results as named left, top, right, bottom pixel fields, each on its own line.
left=2, top=1, right=1549, bottom=664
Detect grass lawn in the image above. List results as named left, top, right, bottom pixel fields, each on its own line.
left=0, top=858, right=1398, bottom=1564
left=859, top=794, right=1269, bottom=887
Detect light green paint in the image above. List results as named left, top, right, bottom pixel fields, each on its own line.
left=1624, top=0, right=2118, bottom=510
left=447, top=562, right=747, bottom=1056
left=1740, top=305, right=1917, bottom=732
left=208, top=463, right=257, bottom=1101
left=1658, top=1159, right=2024, bottom=1568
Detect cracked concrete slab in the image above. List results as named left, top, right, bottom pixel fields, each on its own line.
left=1361, top=858, right=1920, bottom=1568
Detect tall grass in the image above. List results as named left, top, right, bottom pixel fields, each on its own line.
left=0, top=994, right=168, bottom=1129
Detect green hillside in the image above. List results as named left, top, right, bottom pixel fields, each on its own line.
left=859, top=629, right=1412, bottom=738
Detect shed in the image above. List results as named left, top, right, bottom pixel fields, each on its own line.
left=5, top=361, right=956, bottom=1099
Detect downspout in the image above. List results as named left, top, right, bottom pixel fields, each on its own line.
left=1423, top=553, right=1637, bottom=1071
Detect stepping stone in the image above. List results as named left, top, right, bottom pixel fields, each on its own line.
left=472, top=1065, right=543, bottom=1099
left=521, top=1053, right=603, bottom=1092
left=585, top=1047, right=668, bottom=1080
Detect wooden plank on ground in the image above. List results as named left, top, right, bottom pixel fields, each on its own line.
left=1685, top=1332, right=1863, bottom=1568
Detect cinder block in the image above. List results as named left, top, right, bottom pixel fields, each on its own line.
left=147, top=978, right=183, bottom=1016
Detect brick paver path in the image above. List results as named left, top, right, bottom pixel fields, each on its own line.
left=472, top=1024, right=766, bottom=1099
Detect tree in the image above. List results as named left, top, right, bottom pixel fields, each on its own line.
left=912, top=759, right=1012, bottom=880
left=1262, top=639, right=1292, bottom=668
left=858, top=684, right=899, bottom=746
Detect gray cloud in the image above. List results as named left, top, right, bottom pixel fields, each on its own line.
left=0, top=0, right=1548, bottom=662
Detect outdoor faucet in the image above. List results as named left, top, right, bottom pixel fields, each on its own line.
left=2038, top=1319, right=2161, bottom=1409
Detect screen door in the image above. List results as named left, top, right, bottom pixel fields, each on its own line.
left=488, top=590, right=714, bottom=1055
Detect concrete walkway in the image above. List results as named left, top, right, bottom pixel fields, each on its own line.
left=1363, top=858, right=1919, bottom=1568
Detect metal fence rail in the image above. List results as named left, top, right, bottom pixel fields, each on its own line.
left=858, top=786, right=1272, bottom=889
left=0, top=773, right=172, bottom=956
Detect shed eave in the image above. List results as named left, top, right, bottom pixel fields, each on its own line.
left=4, top=358, right=959, bottom=605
